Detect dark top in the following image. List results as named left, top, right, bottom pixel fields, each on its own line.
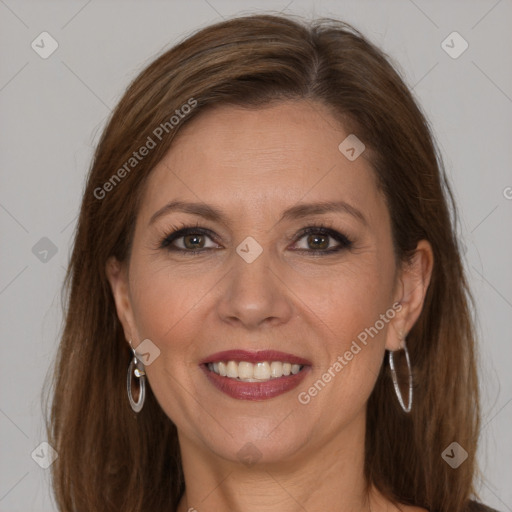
left=466, top=501, right=500, bottom=512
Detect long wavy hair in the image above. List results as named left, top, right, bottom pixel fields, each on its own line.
left=46, top=14, right=481, bottom=512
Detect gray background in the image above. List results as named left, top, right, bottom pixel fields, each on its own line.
left=0, top=1, right=511, bottom=510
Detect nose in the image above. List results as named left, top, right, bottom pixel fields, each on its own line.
left=216, top=248, right=294, bottom=330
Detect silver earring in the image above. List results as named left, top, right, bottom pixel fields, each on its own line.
left=388, top=338, right=413, bottom=413
left=127, top=343, right=146, bottom=413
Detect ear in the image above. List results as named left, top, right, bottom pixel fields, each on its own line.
left=105, top=256, right=138, bottom=347
left=385, top=240, right=434, bottom=351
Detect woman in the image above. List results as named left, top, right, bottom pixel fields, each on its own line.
left=46, top=14, right=498, bottom=512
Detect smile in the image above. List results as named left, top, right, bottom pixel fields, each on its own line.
left=200, top=350, right=311, bottom=400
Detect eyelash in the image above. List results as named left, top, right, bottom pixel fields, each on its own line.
left=158, top=221, right=353, bottom=256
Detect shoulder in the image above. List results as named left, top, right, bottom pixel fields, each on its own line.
left=464, top=500, right=501, bottom=512
left=399, top=500, right=500, bottom=512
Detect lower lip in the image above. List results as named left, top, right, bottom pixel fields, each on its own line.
left=201, top=364, right=310, bottom=401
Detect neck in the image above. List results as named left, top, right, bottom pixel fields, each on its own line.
left=176, top=409, right=377, bottom=512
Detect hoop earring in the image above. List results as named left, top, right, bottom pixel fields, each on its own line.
left=127, top=344, right=146, bottom=413
left=388, top=339, right=413, bottom=413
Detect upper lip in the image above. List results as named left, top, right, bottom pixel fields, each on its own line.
left=200, top=349, right=311, bottom=366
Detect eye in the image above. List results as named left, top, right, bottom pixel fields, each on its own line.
left=160, top=225, right=221, bottom=252
left=291, top=226, right=353, bottom=254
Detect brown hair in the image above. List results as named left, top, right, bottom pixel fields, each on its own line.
left=46, top=13, right=481, bottom=512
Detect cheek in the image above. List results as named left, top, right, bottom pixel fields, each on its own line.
left=289, top=251, right=396, bottom=405
left=128, top=253, right=219, bottom=345
left=127, top=263, right=214, bottom=423
left=289, top=252, right=396, bottom=338
left=295, top=280, right=393, bottom=424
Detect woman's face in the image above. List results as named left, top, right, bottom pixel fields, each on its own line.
left=108, top=100, right=423, bottom=465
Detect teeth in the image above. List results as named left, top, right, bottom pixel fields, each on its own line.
left=226, top=361, right=238, bottom=378
left=270, top=361, right=282, bottom=378
left=238, top=361, right=253, bottom=379
left=207, top=360, right=305, bottom=381
left=291, top=364, right=301, bottom=375
left=253, top=361, right=270, bottom=380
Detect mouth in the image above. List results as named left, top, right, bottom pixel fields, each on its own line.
left=200, top=350, right=311, bottom=401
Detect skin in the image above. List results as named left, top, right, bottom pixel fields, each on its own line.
left=107, top=100, right=433, bottom=512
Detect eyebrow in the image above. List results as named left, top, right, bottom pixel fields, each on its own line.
left=149, top=199, right=368, bottom=227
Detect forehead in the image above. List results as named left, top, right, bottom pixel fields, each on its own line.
left=138, top=101, right=384, bottom=224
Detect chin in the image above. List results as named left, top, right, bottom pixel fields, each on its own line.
left=210, top=429, right=309, bottom=467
